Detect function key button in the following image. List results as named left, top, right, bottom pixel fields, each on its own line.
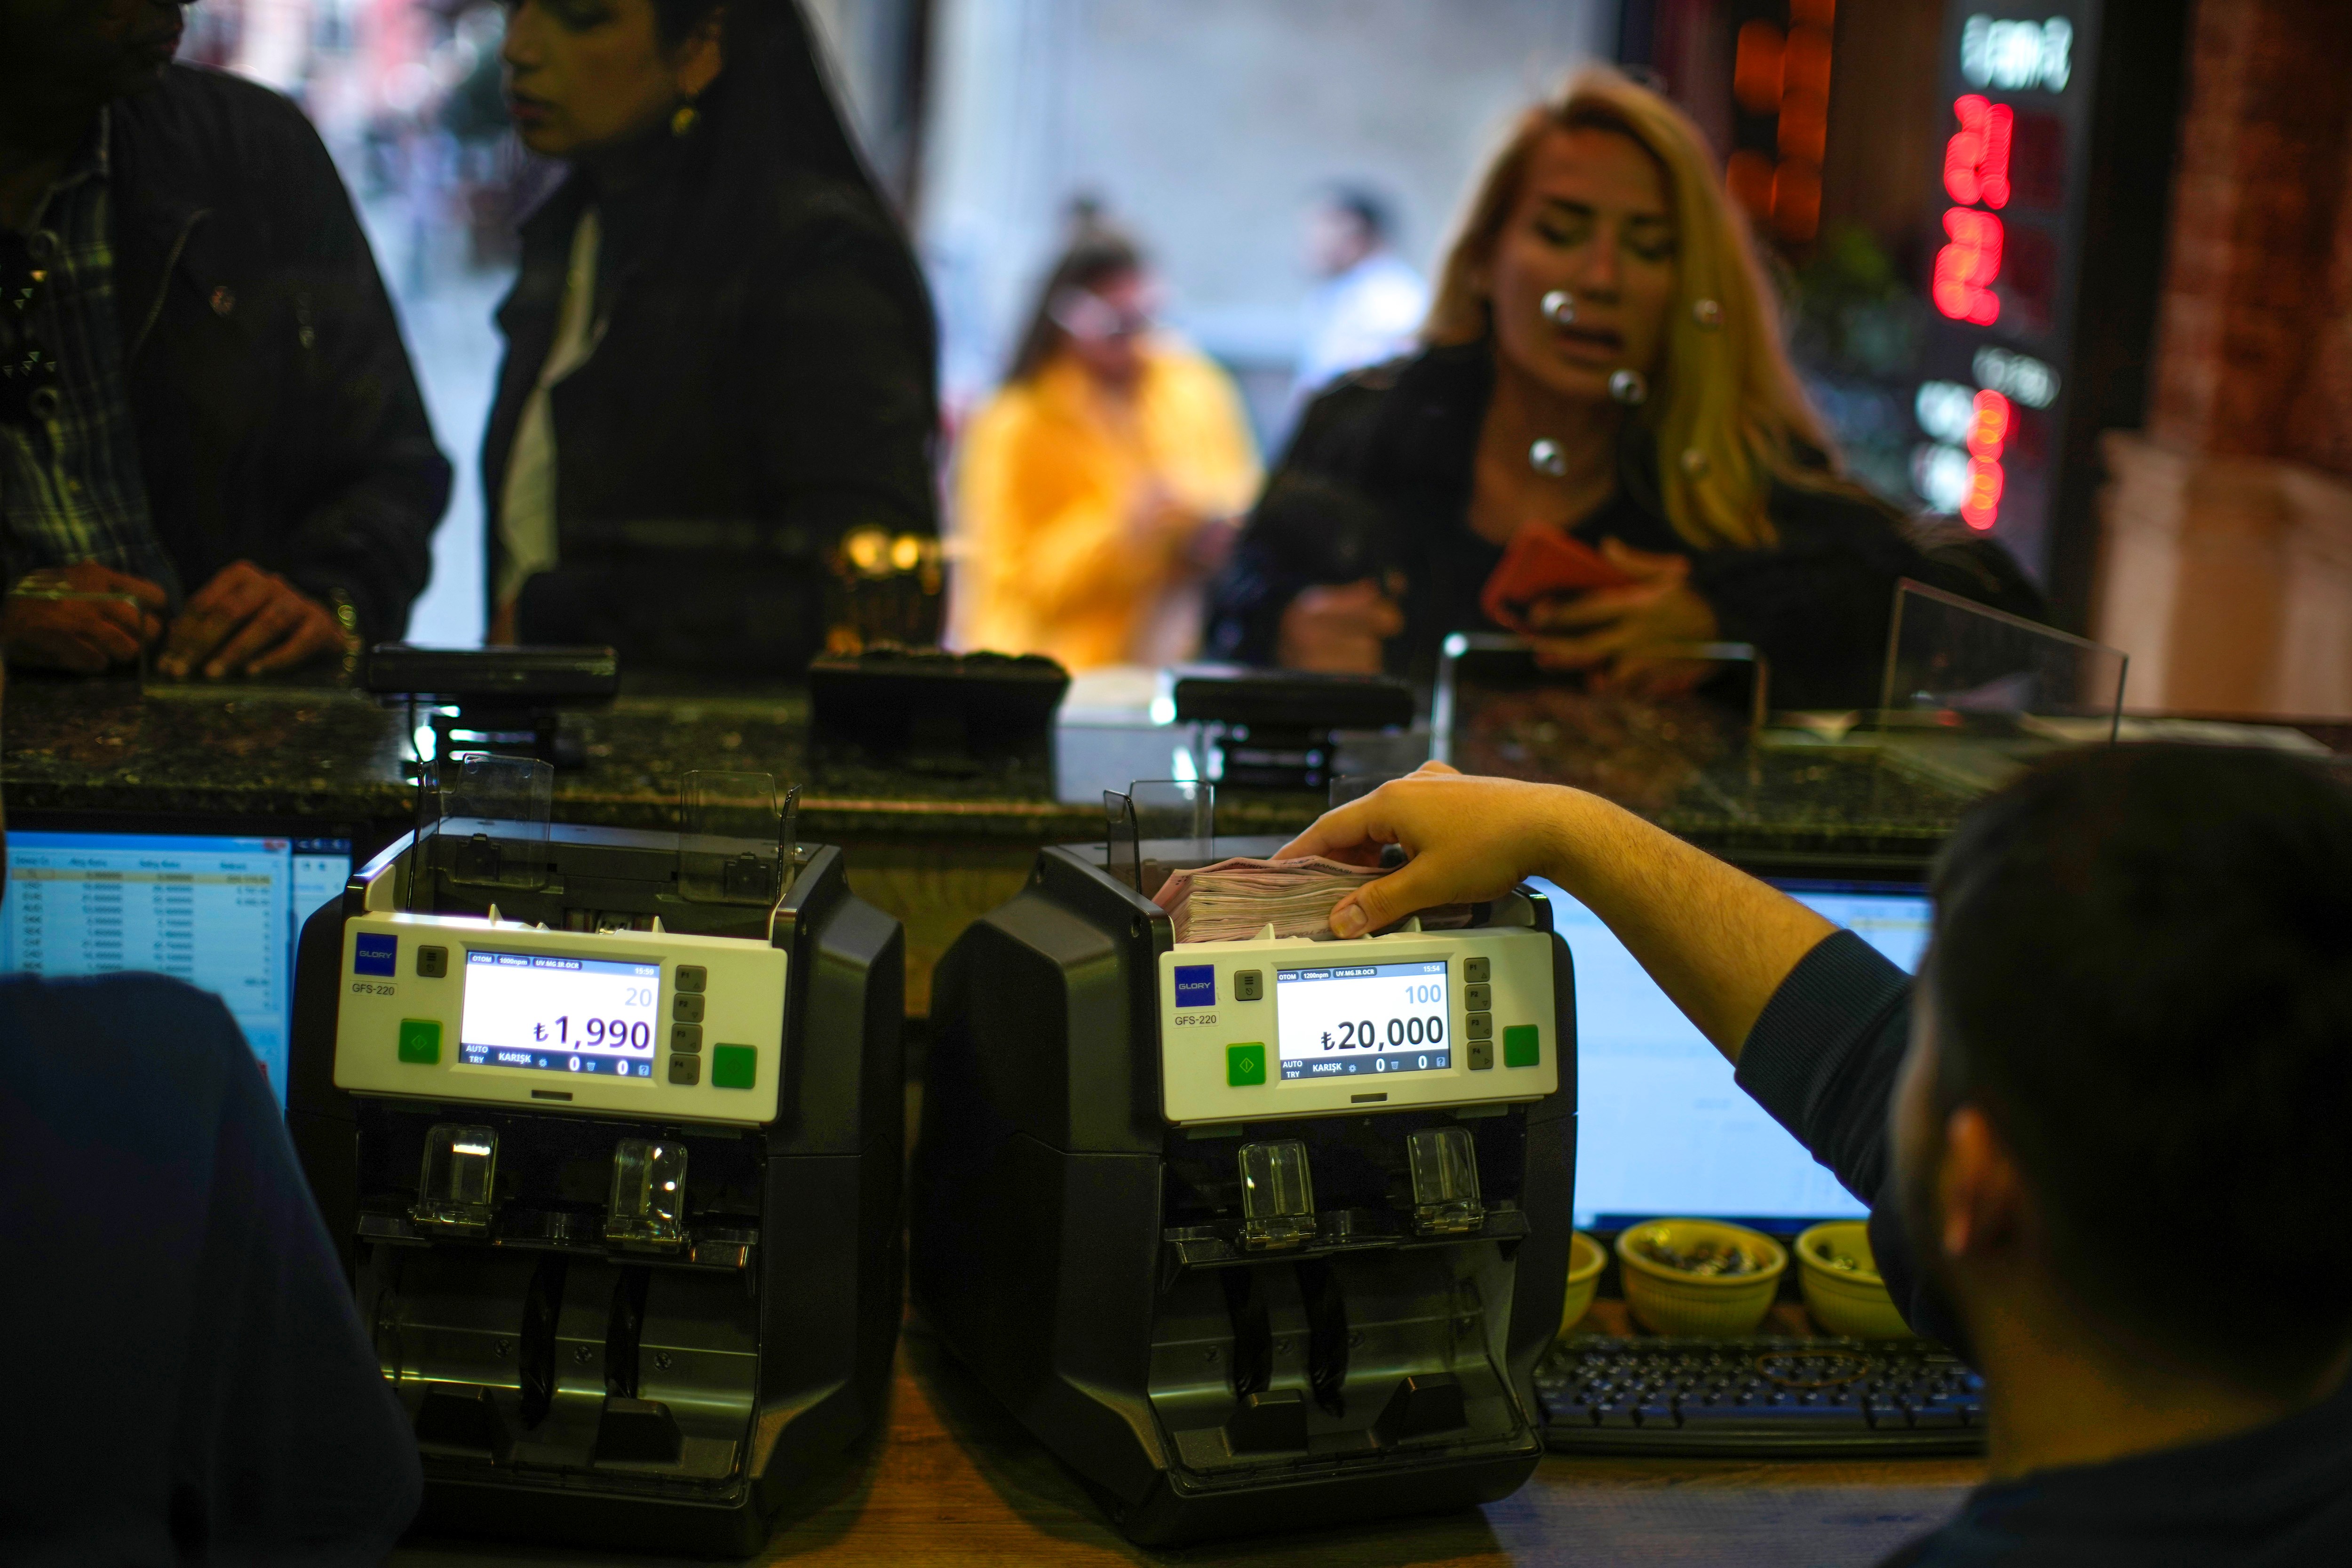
left=671, top=1023, right=702, bottom=1054
left=673, top=993, right=705, bottom=1023
left=711, top=1044, right=757, bottom=1090
left=667, top=1053, right=701, bottom=1086
left=1233, top=969, right=1264, bottom=1002
left=1465, top=1012, right=1493, bottom=1041
left=675, top=965, right=707, bottom=994
left=397, top=1019, right=441, bottom=1064
left=1464, top=956, right=1490, bottom=985
left=1463, top=982, right=1491, bottom=1011
left=1467, top=1040, right=1494, bottom=1071
left=416, top=945, right=448, bottom=979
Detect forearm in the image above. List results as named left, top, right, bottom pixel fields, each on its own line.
left=1293, top=767, right=1837, bottom=1059
left=1536, top=791, right=1837, bottom=1059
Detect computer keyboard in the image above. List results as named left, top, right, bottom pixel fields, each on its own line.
left=1537, top=1336, right=1986, bottom=1456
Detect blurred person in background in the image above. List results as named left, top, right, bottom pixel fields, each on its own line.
left=1288, top=183, right=1428, bottom=413
left=0, top=0, right=449, bottom=678
left=954, top=222, right=1260, bottom=672
left=1208, top=69, right=2037, bottom=706
left=486, top=0, right=935, bottom=674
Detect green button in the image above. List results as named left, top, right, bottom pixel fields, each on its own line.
left=1502, top=1025, right=1540, bottom=1068
left=1225, top=1043, right=1266, bottom=1087
left=711, top=1044, right=757, bottom=1090
left=397, top=1019, right=441, bottom=1065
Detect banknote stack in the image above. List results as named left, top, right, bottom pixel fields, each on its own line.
left=1153, top=856, right=1386, bottom=943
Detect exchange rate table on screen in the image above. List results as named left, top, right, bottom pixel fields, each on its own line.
left=0, top=831, right=350, bottom=1102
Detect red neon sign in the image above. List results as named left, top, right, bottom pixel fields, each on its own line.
left=1944, top=95, right=2014, bottom=208
left=1933, top=207, right=2004, bottom=324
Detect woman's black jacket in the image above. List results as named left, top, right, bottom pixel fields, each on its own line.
left=483, top=128, right=937, bottom=674
left=1206, top=341, right=2042, bottom=709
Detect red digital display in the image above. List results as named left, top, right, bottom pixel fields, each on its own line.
left=1944, top=95, right=2014, bottom=208
left=1920, top=18, right=2081, bottom=541
left=1933, top=207, right=2004, bottom=325
left=1961, top=390, right=2010, bottom=531
left=1962, top=458, right=2004, bottom=531
left=1966, top=389, right=2011, bottom=459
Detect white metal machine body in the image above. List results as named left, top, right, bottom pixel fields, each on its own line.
left=1155, top=925, right=1559, bottom=1124
left=334, top=892, right=786, bottom=1127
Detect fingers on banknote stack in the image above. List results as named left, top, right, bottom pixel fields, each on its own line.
left=1152, top=856, right=1471, bottom=944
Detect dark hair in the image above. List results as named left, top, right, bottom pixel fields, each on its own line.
left=1929, top=744, right=2352, bottom=1391
left=1323, top=184, right=1393, bottom=245
left=1005, top=224, right=1145, bottom=385
left=634, top=0, right=936, bottom=402
left=650, top=0, right=724, bottom=47
left=651, top=0, right=876, bottom=194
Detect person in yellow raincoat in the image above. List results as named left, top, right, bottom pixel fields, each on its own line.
left=953, top=228, right=1262, bottom=671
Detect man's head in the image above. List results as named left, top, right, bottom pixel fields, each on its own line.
left=1899, top=745, right=2352, bottom=1394
left=1305, top=186, right=1391, bottom=278
left=0, top=1, right=191, bottom=133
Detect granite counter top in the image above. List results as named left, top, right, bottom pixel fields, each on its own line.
left=0, top=674, right=1981, bottom=862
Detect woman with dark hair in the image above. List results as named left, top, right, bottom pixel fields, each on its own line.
left=951, top=223, right=1259, bottom=671
left=485, top=0, right=937, bottom=673
left=1207, top=69, right=2038, bottom=707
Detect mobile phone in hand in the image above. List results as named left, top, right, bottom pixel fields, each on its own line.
left=1479, top=526, right=1638, bottom=631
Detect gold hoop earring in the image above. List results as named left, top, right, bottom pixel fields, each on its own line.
left=671, top=96, right=701, bottom=138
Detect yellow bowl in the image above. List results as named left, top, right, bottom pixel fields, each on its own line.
left=1615, top=1219, right=1788, bottom=1337
left=1796, top=1220, right=1913, bottom=1339
left=1557, top=1231, right=1608, bottom=1340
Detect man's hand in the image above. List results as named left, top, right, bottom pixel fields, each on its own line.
left=1279, top=759, right=1837, bottom=1057
left=1277, top=578, right=1404, bottom=673
left=158, top=562, right=347, bottom=679
left=1, top=564, right=168, bottom=673
left=1277, top=762, right=1583, bottom=936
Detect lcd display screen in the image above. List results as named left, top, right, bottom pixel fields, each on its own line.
left=459, top=949, right=660, bottom=1077
left=1275, top=959, right=1450, bottom=1079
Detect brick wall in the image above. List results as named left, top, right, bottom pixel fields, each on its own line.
left=2097, top=0, right=2352, bottom=714
left=2145, top=0, right=2352, bottom=473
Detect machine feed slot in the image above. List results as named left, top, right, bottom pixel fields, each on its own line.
left=1238, top=1141, right=1316, bottom=1251
left=413, top=1124, right=498, bottom=1235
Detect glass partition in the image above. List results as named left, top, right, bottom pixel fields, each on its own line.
left=1876, top=579, right=2127, bottom=740
left=1431, top=633, right=1767, bottom=812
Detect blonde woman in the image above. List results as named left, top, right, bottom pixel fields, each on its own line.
left=1206, top=70, right=2038, bottom=707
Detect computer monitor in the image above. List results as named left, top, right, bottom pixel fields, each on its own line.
left=1535, top=875, right=1935, bottom=1234
left=0, top=828, right=355, bottom=1104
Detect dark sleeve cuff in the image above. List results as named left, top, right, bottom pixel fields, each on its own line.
left=1733, top=930, right=1913, bottom=1202
left=1736, top=932, right=1971, bottom=1351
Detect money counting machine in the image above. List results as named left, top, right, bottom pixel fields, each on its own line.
left=287, top=761, right=903, bottom=1554
left=912, top=826, right=1576, bottom=1544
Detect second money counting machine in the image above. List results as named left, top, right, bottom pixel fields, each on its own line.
left=287, top=761, right=904, bottom=1554
left=912, top=805, right=1576, bottom=1544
